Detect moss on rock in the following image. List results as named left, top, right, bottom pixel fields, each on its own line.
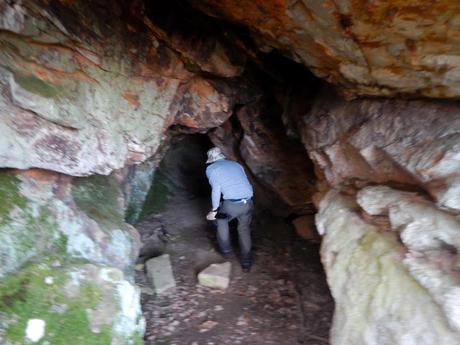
left=0, top=261, right=112, bottom=345
left=72, top=174, right=125, bottom=229
left=13, top=72, right=60, bottom=98
left=0, top=172, right=27, bottom=226
left=0, top=171, right=66, bottom=277
left=139, top=170, right=170, bottom=219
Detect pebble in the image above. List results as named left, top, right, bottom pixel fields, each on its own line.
left=199, top=320, right=218, bottom=332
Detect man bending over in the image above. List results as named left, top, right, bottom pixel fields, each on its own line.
left=205, top=147, right=254, bottom=272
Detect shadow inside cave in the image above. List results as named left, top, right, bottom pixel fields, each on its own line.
left=133, top=134, right=334, bottom=345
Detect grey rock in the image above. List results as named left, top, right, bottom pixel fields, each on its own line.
left=146, top=254, right=176, bottom=294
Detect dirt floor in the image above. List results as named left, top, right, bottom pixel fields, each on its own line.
left=135, top=195, right=333, bottom=345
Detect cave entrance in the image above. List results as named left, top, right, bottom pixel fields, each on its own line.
left=134, top=133, right=333, bottom=345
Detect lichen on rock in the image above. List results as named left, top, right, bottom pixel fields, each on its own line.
left=0, top=261, right=144, bottom=345
left=317, top=190, right=460, bottom=345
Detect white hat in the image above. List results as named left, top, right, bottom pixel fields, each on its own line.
left=206, top=147, right=226, bottom=164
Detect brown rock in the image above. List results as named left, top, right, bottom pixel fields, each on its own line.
left=292, top=216, right=320, bottom=242
left=172, top=78, right=234, bottom=132
left=191, top=0, right=460, bottom=99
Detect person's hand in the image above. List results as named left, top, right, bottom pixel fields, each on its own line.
left=206, top=210, right=218, bottom=221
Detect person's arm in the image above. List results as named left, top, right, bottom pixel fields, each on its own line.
left=208, top=169, right=221, bottom=210
left=206, top=167, right=221, bottom=220
left=210, top=182, right=221, bottom=211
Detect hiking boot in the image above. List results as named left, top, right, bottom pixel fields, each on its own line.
left=242, top=264, right=251, bottom=273
left=221, top=252, right=232, bottom=260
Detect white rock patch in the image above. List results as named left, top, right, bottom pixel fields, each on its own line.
left=25, top=319, right=45, bottom=342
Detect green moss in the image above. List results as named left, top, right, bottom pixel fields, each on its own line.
left=0, top=262, right=112, bottom=345
left=138, top=170, right=170, bottom=219
left=132, top=333, right=145, bottom=345
left=13, top=72, right=60, bottom=98
left=0, top=172, right=27, bottom=226
left=72, top=175, right=125, bottom=230
left=125, top=202, right=139, bottom=225
left=184, top=62, right=201, bottom=72
left=55, top=232, right=69, bottom=254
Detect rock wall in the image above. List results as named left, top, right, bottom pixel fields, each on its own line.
left=0, top=0, right=238, bottom=176
left=0, top=1, right=319, bottom=343
left=302, top=92, right=460, bottom=344
left=0, top=169, right=144, bottom=344
left=190, top=0, right=460, bottom=99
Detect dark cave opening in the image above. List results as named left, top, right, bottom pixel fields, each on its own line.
left=135, top=132, right=333, bottom=345
left=133, top=0, right=333, bottom=343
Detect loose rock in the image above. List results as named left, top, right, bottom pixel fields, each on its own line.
left=198, top=262, right=232, bottom=290
left=146, top=254, right=176, bottom=294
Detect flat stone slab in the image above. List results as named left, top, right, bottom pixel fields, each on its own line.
left=198, top=262, right=231, bottom=289
left=146, top=254, right=176, bottom=294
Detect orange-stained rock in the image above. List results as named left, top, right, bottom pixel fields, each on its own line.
left=191, top=0, right=460, bottom=99
left=301, top=89, right=460, bottom=211
left=292, top=216, right=320, bottom=242
left=172, top=78, right=234, bottom=132
left=0, top=1, right=244, bottom=176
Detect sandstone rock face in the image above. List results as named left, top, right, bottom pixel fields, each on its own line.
left=0, top=169, right=144, bottom=343
left=304, top=91, right=460, bottom=343
left=0, top=1, right=236, bottom=176
left=317, top=190, right=460, bottom=345
left=302, top=91, right=460, bottom=211
left=0, top=1, right=249, bottom=342
left=0, top=169, right=138, bottom=278
left=191, top=0, right=460, bottom=99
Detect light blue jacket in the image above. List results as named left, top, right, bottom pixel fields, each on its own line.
left=206, top=159, right=253, bottom=210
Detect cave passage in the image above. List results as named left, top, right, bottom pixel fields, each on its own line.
left=134, top=135, right=333, bottom=345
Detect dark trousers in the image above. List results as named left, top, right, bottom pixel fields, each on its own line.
left=217, top=199, right=253, bottom=267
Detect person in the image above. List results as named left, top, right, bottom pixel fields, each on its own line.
left=205, top=147, right=254, bottom=272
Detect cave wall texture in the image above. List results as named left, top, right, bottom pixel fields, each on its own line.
left=1, top=0, right=460, bottom=344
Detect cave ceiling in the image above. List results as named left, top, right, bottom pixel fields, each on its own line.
left=189, top=0, right=460, bottom=99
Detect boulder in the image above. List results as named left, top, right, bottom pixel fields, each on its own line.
left=146, top=254, right=176, bottom=294
left=198, top=262, right=232, bottom=290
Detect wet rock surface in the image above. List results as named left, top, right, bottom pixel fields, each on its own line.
left=135, top=196, right=333, bottom=344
